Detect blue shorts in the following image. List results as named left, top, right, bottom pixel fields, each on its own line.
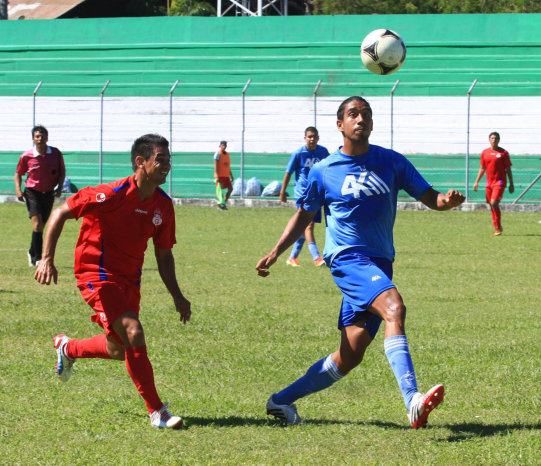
left=330, top=249, right=395, bottom=339
left=296, top=200, right=322, bottom=223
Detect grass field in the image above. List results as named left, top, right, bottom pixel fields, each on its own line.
left=1, top=202, right=540, bottom=464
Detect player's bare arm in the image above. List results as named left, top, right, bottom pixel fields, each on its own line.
left=256, top=207, right=316, bottom=277
left=419, top=187, right=465, bottom=211
left=473, top=167, right=486, bottom=192
left=155, top=247, right=191, bottom=324
left=506, top=167, right=514, bottom=193
left=34, top=203, right=75, bottom=285
left=279, top=172, right=292, bottom=203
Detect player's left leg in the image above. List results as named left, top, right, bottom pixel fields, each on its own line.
left=216, top=181, right=226, bottom=209
left=369, top=289, right=444, bottom=428
left=489, top=198, right=502, bottom=234
left=112, top=311, right=183, bottom=429
left=304, top=222, right=324, bottom=266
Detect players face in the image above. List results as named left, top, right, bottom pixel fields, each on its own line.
left=138, top=145, right=171, bottom=185
left=32, top=130, right=48, bottom=152
left=304, top=130, right=319, bottom=151
left=337, top=99, right=373, bottom=144
left=489, top=133, right=500, bottom=149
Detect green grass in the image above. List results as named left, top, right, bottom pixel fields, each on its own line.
left=1, top=203, right=540, bottom=464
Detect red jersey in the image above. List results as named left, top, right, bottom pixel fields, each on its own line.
left=66, top=174, right=176, bottom=286
left=16, top=146, right=65, bottom=192
left=480, top=147, right=511, bottom=187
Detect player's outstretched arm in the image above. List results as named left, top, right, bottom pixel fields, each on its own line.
left=472, top=167, right=486, bottom=192
left=279, top=172, right=292, bottom=203
left=155, top=247, right=191, bottom=324
left=256, top=207, right=316, bottom=277
left=419, top=187, right=465, bottom=211
left=34, top=202, right=74, bottom=285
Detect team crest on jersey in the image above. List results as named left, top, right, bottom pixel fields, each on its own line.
left=152, top=209, right=163, bottom=226
left=96, top=193, right=106, bottom=202
left=341, top=171, right=390, bottom=198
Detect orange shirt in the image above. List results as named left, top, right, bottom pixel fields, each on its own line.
left=214, top=150, right=231, bottom=178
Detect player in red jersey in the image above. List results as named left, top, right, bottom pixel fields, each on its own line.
left=473, top=132, right=514, bottom=236
left=34, top=134, right=191, bottom=429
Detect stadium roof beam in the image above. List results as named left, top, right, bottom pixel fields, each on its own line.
left=217, top=0, right=288, bottom=17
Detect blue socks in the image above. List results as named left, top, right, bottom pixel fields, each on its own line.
left=273, top=354, right=345, bottom=406
left=307, top=242, right=321, bottom=261
left=289, top=235, right=305, bottom=259
left=384, top=335, right=418, bottom=410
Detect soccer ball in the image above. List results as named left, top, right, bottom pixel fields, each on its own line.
left=361, top=29, right=406, bottom=75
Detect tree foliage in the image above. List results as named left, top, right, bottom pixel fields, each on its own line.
left=312, top=0, right=541, bottom=15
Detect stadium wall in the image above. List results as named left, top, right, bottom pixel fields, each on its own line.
left=0, top=14, right=540, bottom=201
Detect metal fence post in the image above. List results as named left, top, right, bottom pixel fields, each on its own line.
left=313, top=79, right=322, bottom=128
left=99, top=80, right=110, bottom=184
left=240, top=78, right=252, bottom=200
left=513, top=172, right=541, bottom=204
left=465, top=78, right=478, bottom=202
left=32, top=81, right=43, bottom=128
left=169, top=80, right=179, bottom=197
left=390, top=79, right=400, bottom=150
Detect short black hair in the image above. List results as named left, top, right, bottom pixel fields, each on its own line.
left=219, top=140, right=227, bottom=146
left=489, top=131, right=500, bottom=139
left=32, top=125, right=48, bottom=138
left=337, top=96, right=371, bottom=120
left=131, top=134, right=169, bottom=171
left=304, top=126, right=318, bottom=136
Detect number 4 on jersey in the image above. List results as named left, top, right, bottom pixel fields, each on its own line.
left=341, top=173, right=390, bottom=198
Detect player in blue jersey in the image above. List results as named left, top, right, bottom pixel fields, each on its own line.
left=256, top=96, right=465, bottom=428
left=279, top=127, right=329, bottom=267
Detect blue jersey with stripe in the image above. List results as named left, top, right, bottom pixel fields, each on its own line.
left=286, top=144, right=329, bottom=200
left=298, top=145, right=431, bottom=263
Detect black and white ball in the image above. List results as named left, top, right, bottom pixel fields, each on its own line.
left=361, top=29, right=406, bottom=75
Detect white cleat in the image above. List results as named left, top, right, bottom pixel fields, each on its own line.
left=149, top=403, right=184, bottom=429
left=53, top=334, right=75, bottom=382
left=408, top=384, right=445, bottom=429
left=266, top=395, right=304, bottom=425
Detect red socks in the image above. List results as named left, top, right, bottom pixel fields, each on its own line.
left=65, top=334, right=111, bottom=359
left=491, top=205, right=502, bottom=230
left=125, top=346, right=163, bottom=413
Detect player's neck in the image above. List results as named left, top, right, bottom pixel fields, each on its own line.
left=134, top=174, right=158, bottom=201
left=341, top=140, right=369, bottom=156
left=35, top=143, right=47, bottom=154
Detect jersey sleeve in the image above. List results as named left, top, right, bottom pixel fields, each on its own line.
left=297, top=163, right=325, bottom=212
left=15, top=154, right=28, bottom=175
left=285, top=151, right=298, bottom=175
left=213, top=151, right=221, bottom=161
left=396, top=154, right=431, bottom=200
left=480, top=151, right=487, bottom=169
left=503, top=151, right=512, bottom=168
left=153, top=203, right=176, bottom=250
left=66, top=184, right=117, bottom=219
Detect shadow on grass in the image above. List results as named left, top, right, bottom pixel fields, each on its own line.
left=440, top=422, right=541, bottom=442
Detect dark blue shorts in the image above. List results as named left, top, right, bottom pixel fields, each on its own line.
left=330, top=249, right=395, bottom=339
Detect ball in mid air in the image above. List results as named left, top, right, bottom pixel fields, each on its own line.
left=361, top=29, right=406, bottom=75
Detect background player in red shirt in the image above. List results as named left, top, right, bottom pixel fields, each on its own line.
left=473, top=132, right=514, bottom=236
left=34, top=134, right=191, bottom=429
left=14, top=125, right=65, bottom=266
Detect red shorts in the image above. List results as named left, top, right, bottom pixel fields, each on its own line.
left=78, top=280, right=141, bottom=345
left=216, top=177, right=232, bottom=190
left=485, top=184, right=505, bottom=203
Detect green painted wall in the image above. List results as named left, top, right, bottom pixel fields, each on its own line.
left=1, top=14, right=540, bottom=97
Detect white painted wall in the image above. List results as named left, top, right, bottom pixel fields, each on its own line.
left=1, top=96, right=540, bottom=155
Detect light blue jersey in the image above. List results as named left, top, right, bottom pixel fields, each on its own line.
left=298, top=145, right=431, bottom=263
left=286, top=144, right=329, bottom=200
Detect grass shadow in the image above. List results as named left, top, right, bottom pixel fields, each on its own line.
left=441, top=422, right=541, bottom=442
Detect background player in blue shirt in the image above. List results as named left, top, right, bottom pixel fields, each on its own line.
left=279, top=127, right=329, bottom=267
left=256, top=96, right=465, bottom=429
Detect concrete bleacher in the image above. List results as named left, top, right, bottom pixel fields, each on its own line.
left=2, top=151, right=539, bottom=203
left=1, top=14, right=540, bottom=203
